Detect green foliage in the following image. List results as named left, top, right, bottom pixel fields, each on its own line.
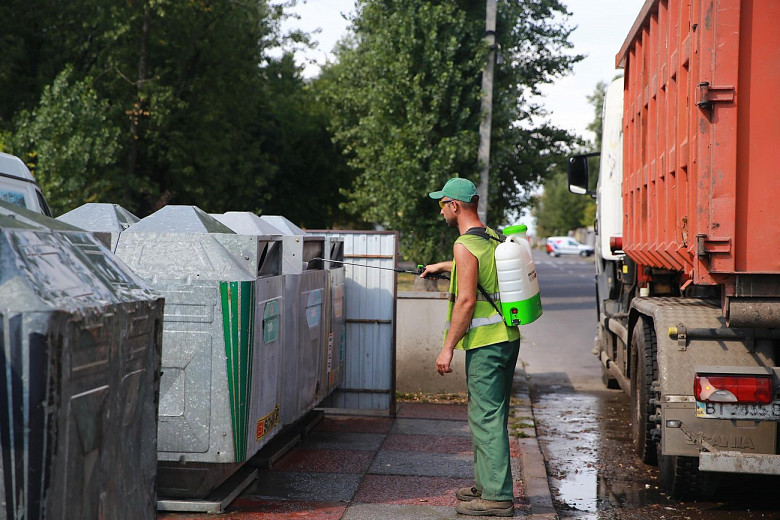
left=534, top=170, right=591, bottom=238
left=534, top=76, right=611, bottom=237
left=258, top=54, right=360, bottom=228
left=320, top=0, right=581, bottom=261
left=0, top=0, right=354, bottom=226
left=586, top=80, right=608, bottom=151
left=9, top=67, right=122, bottom=214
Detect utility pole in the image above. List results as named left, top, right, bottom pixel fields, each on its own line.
left=477, top=0, right=497, bottom=224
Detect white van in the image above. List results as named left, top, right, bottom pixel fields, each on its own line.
left=546, top=236, right=594, bottom=257
left=0, top=152, right=52, bottom=216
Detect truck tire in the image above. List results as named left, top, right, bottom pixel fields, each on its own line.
left=630, top=316, right=658, bottom=465
left=657, top=446, right=719, bottom=500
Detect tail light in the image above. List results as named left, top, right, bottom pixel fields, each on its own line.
left=694, top=374, right=772, bottom=404
left=609, top=235, right=623, bottom=254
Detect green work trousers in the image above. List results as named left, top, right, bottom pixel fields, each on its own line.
left=465, top=338, right=520, bottom=501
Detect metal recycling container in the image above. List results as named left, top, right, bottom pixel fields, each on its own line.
left=57, top=203, right=140, bottom=251
left=0, top=201, right=164, bottom=520
left=209, top=212, right=285, bottom=453
left=311, top=233, right=346, bottom=397
left=260, top=216, right=327, bottom=426
left=114, top=205, right=270, bottom=498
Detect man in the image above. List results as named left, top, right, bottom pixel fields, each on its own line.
left=420, top=177, right=520, bottom=517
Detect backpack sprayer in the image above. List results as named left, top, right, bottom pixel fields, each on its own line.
left=312, top=224, right=542, bottom=327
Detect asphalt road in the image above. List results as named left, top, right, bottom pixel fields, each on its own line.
left=519, top=249, right=780, bottom=519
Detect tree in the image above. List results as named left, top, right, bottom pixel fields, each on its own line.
left=533, top=170, right=590, bottom=238
left=320, top=0, right=581, bottom=261
left=586, top=80, right=608, bottom=152
left=1, top=0, right=355, bottom=227
left=534, top=78, right=612, bottom=237
left=10, top=67, right=122, bottom=214
left=258, top=54, right=361, bottom=228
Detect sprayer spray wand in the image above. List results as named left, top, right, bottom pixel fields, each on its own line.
left=310, top=258, right=450, bottom=280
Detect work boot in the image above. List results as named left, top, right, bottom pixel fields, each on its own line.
left=455, top=486, right=482, bottom=501
left=455, top=498, right=514, bottom=517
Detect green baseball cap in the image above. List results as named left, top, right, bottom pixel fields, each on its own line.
left=428, top=178, right=478, bottom=202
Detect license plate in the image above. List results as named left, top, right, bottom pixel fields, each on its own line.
left=696, top=401, right=780, bottom=421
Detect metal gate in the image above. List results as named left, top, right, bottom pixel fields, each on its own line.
left=310, top=231, right=398, bottom=415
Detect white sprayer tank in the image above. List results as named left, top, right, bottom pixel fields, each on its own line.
left=495, top=225, right=542, bottom=325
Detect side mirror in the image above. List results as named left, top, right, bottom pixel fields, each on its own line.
left=567, top=153, right=599, bottom=198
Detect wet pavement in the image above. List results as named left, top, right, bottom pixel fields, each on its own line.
left=158, top=369, right=555, bottom=519
left=522, top=251, right=780, bottom=519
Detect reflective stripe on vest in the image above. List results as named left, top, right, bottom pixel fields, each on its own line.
left=444, top=312, right=504, bottom=331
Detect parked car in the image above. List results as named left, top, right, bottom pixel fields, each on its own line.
left=546, top=236, right=594, bottom=257
left=0, top=152, right=52, bottom=216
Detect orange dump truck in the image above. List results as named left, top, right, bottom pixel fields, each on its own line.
left=568, top=0, right=780, bottom=498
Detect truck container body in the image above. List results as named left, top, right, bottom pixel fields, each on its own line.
left=568, top=0, right=780, bottom=499
left=619, top=0, right=780, bottom=300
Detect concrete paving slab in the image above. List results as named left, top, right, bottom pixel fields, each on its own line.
left=227, top=498, right=347, bottom=519
left=396, top=402, right=468, bottom=420
left=382, top=433, right=473, bottom=455
left=242, top=470, right=361, bottom=502
left=370, top=450, right=473, bottom=478
left=354, top=474, right=473, bottom=506
left=271, top=448, right=374, bottom=474
left=316, top=416, right=393, bottom=434
left=301, top=431, right=386, bottom=451
left=391, top=417, right=471, bottom=437
left=341, top=503, right=468, bottom=520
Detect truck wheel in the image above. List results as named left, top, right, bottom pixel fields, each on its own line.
left=630, top=316, right=658, bottom=465
left=657, top=444, right=719, bottom=500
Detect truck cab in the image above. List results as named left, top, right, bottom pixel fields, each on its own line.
left=0, top=152, right=52, bottom=216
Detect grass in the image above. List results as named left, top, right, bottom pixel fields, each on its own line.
left=396, top=392, right=468, bottom=404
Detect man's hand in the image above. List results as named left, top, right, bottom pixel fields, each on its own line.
left=419, top=261, right=451, bottom=278
left=436, top=347, right=454, bottom=376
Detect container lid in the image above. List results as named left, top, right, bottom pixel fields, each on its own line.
left=125, top=205, right=234, bottom=234
left=58, top=203, right=140, bottom=232
left=211, top=211, right=282, bottom=236
left=0, top=200, right=82, bottom=232
left=259, top=215, right=305, bottom=236
left=502, top=224, right=527, bottom=235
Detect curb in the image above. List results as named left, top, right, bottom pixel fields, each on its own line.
left=512, top=367, right=558, bottom=519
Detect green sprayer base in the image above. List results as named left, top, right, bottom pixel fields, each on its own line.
left=501, top=293, right=542, bottom=326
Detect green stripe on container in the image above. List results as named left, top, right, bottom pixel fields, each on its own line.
left=220, top=281, right=256, bottom=461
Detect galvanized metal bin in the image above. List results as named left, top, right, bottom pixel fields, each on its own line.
left=314, top=234, right=346, bottom=397
left=210, top=212, right=285, bottom=455
left=260, top=216, right=327, bottom=426
left=0, top=201, right=164, bottom=520
left=114, top=206, right=275, bottom=498
left=57, top=202, right=140, bottom=251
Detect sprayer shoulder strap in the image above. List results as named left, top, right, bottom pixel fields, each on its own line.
left=463, top=226, right=506, bottom=243
left=460, top=227, right=503, bottom=315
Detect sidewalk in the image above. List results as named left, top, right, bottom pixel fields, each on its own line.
left=158, top=367, right=555, bottom=519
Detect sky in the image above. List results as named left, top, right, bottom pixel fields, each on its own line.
left=282, top=0, right=646, bottom=141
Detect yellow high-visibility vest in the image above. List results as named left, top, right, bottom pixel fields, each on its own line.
left=445, top=227, right=520, bottom=350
